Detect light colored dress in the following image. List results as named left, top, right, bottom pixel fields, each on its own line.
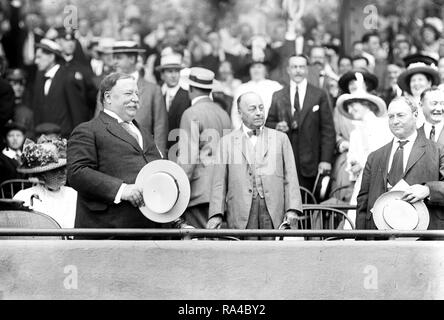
left=344, top=112, right=393, bottom=229
left=14, top=185, right=77, bottom=228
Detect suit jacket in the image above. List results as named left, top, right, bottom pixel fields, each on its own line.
left=67, top=111, right=162, bottom=232
left=0, top=152, right=22, bottom=184
left=356, top=131, right=444, bottom=230
left=166, top=87, right=190, bottom=150
left=209, top=127, right=303, bottom=229
left=177, top=96, right=232, bottom=207
left=32, top=65, right=91, bottom=138
left=0, top=78, right=15, bottom=139
left=266, top=83, right=336, bottom=178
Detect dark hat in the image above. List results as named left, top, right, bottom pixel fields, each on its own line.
left=6, top=69, right=26, bottom=82
left=403, top=54, right=438, bottom=68
left=338, top=69, right=379, bottom=93
left=35, top=39, right=63, bottom=58
left=4, top=121, right=26, bottom=136
left=35, top=123, right=61, bottom=136
left=56, top=27, right=76, bottom=41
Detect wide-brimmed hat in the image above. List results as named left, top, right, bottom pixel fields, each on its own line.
left=155, top=53, right=184, bottom=72
left=136, top=160, right=190, bottom=223
left=111, top=40, right=146, bottom=54
left=397, top=62, right=440, bottom=95
left=187, top=67, right=215, bottom=90
left=35, top=39, right=63, bottom=58
left=338, top=69, right=379, bottom=93
left=403, top=53, right=438, bottom=68
left=422, top=17, right=443, bottom=39
left=336, top=73, right=387, bottom=120
left=17, top=137, right=67, bottom=174
left=371, top=190, right=430, bottom=232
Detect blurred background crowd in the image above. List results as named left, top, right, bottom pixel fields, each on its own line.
left=1, top=0, right=444, bottom=215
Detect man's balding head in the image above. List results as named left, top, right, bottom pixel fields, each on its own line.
left=237, top=92, right=265, bottom=129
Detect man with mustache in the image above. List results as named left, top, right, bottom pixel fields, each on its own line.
left=67, top=73, right=163, bottom=239
left=420, top=87, right=444, bottom=145
left=266, top=55, right=336, bottom=191
left=208, top=92, right=303, bottom=238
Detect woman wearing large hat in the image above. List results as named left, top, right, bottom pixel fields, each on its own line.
left=336, top=73, right=393, bottom=228
left=397, top=54, right=440, bottom=127
left=13, top=137, right=77, bottom=228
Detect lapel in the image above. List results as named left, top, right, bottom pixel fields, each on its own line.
left=100, top=112, right=142, bottom=153
left=258, top=127, right=271, bottom=159
left=381, top=141, right=394, bottom=188
left=134, top=120, right=151, bottom=153
left=299, top=83, right=316, bottom=126
left=46, top=66, right=63, bottom=98
left=403, top=133, right=427, bottom=177
left=438, top=125, right=444, bottom=146
left=233, top=129, right=253, bottom=165
left=281, top=86, right=292, bottom=123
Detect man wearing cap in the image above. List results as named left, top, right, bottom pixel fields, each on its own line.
left=266, top=55, right=336, bottom=191
left=357, top=96, right=444, bottom=232
left=157, top=53, right=191, bottom=151
left=96, top=41, right=168, bottom=156
left=208, top=92, right=303, bottom=236
left=56, top=27, right=98, bottom=113
left=32, top=39, right=92, bottom=138
left=0, top=122, right=25, bottom=185
left=67, top=73, right=163, bottom=238
left=419, top=87, right=444, bottom=146
left=176, top=67, right=232, bottom=228
left=6, top=69, right=33, bottom=137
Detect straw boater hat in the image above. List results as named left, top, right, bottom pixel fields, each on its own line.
left=187, top=67, right=215, bottom=90
left=155, top=53, right=184, bottom=72
left=96, top=38, right=115, bottom=55
left=371, top=191, right=430, bottom=233
left=35, top=39, right=63, bottom=58
left=17, top=137, right=67, bottom=174
left=338, top=68, right=379, bottom=94
left=397, top=54, right=440, bottom=95
left=422, top=17, right=443, bottom=39
left=336, top=72, right=387, bottom=120
left=110, top=40, right=146, bottom=54
left=136, top=160, right=190, bottom=223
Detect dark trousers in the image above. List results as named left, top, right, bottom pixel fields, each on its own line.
left=245, top=197, right=274, bottom=240
left=298, top=175, right=316, bottom=193
left=184, top=203, right=209, bottom=229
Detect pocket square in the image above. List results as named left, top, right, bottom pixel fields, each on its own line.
left=312, top=105, right=319, bottom=112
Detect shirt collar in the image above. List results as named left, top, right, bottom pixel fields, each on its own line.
left=242, top=124, right=263, bottom=137
left=162, top=83, right=181, bottom=96
left=394, top=130, right=417, bottom=145
left=45, top=64, right=60, bottom=78
left=103, top=109, right=125, bottom=123
left=290, top=78, right=307, bottom=90
left=192, top=95, right=209, bottom=105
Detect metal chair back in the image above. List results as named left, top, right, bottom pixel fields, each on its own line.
left=300, top=186, right=317, bottom=204
left=0, top=179, right=44, bottom=199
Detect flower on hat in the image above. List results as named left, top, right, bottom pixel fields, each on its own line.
left=20, top=137, right=67, bottom=170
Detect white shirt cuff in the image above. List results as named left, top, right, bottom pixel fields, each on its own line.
left=114, top=183, right=127, bottom=204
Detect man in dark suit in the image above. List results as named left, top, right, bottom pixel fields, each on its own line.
left=32, top=39, right=91, bottom=138
left=103, top=41, right=168, bottom=156
left=357, top=97, right=444, bottom=232
left=419, top=87, right=444, bottom=146
left=157, top=53, right=190, bottom=152
left=67, top=73, right=162, bottom=239
left=266, top=55, right=336, bottom=191
left=0, top=75, right=15, bottom=144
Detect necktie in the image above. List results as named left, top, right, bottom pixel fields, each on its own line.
left=388, top=140, right=409, bottom=186
left=121, top=121, right=140, bottom=146
left=294, top=85, right=301, bottom=112
left=430, top=125, right=436, bottom=141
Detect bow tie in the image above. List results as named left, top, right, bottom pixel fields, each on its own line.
left=247, top=129, right=259, bottom=137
